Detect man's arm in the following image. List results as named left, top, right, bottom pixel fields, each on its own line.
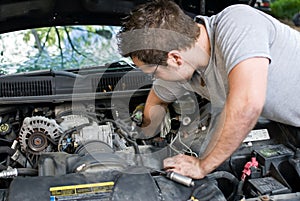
left=141, top=88, right=169, bottom=138
left=163, top=57, right=269, bottom=179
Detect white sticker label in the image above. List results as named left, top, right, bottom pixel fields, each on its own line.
left=243, top=129, right=270, bottom=142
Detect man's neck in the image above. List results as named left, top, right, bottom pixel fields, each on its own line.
left=197, top=24, right=211, bottom=55
left=193, top=24, right=211, bottom=69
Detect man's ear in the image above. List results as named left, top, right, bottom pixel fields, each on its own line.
left=167, top=50, right=183, bottom=66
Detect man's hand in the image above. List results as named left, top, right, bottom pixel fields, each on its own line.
left=131, top=103, right=145, bottom=126
left=163, top=154, right=206, bottom=179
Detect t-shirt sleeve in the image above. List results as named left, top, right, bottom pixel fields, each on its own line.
left=152, top=79, right=186, bottom=103
left=215, top=5, right=272, bottom=74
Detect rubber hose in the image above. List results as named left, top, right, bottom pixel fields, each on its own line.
left=0, top=146, right=16, bottom=156
left=17, top=168, right=38, bottom=176
left=207, top=171, right=239, bottom=185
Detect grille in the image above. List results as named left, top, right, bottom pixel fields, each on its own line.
left=0, top=79, right=53, bottom=97
left=92, top=72, right=152, bottom=93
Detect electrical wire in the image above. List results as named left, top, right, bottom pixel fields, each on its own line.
left=58, top=122, right=92, bottom=152
left=169, top=132, right=198, bottom=157
left=169, top=133, right=182, bottom=155
left=178, top=131, right=198, bottom=157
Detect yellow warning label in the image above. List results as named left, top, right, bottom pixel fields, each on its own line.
left=50, top=181, right=114, bottom=197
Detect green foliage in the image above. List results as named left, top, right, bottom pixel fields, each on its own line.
left=271, top=0, right=300, bottom=19
left=23, top=32, right=31, bottom=43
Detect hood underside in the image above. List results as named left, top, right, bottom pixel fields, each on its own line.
left=0, top=0, right=141, bottom=33
left=0, top=0, right=202, bottom=33
left=0, top=0, right=248, bottom=34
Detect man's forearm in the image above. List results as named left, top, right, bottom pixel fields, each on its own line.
left=199, top=100, right=262, bottom=175
left=141, top=89, right=169, bottom=137
left=141, top=104, right=167, bottom=137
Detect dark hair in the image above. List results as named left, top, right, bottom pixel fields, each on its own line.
left=117, top=0, right=200, bottom=65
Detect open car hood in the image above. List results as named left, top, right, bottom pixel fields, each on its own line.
left=0, top=0, right=141, bottom=33
left=0, top=0, right=216, bottom=33
left=0, top=0, right=247, bottom=33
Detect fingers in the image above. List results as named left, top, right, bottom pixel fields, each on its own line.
left=163, top=154, right=192, bottom=174
left=163, top=154, right=206, bottom=179
left=163, top=154, right=184, bottom=169
left=163, top=155, right=183, bottom=175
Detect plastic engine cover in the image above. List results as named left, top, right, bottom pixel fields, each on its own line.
left=7, top=167, right=193, bottom=201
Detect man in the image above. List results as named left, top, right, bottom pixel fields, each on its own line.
left=117, top=0, right=300, bottom=179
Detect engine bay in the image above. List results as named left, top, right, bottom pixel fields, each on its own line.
left=0, top=65, right=299, bottom=201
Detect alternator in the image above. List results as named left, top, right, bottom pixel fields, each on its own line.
left=19, top=116, right=62, bottom=154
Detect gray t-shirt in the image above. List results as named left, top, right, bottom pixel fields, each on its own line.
left=153, top=4, right=300, bottom=127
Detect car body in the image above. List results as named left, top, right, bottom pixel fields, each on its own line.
left=293, top=12, right=300, bottom=26
left=0, top=1, right=299, bottom=201
left=254, top=0, right=272, bottom=13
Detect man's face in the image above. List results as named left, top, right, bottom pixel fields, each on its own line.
left=132, top=56, right=196, bottom=82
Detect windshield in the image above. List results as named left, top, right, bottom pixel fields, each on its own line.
left=0, top=25, right=123, bottom=74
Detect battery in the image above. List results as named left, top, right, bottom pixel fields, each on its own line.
left=247, top=177, right=291, bottom=196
